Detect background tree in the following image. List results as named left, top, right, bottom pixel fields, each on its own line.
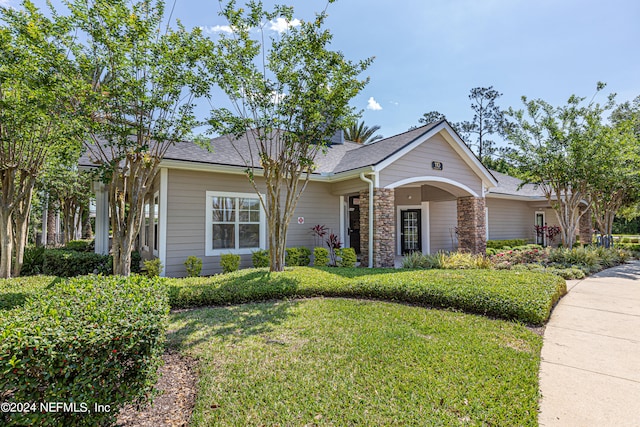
left=344, top=121, right=382, bottom=144
left=456, top=86, right=506, bottom=163
left=68, top=0, right=215, bottom=275
left=208, top=0, right=372, bottom=272
left=44, top=167, right=93, bottom=244
left=587, top=118, right=639, bottom=236
left=0, top=1, right=80, bottom=277
left=505, top=85, right=611, bottom=248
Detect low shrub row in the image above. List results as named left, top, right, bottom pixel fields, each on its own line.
left=486, top=239, right=528, bottom=250
left=167, top=267, right=566, bottom=325
left=0, top=276, right=60, bottom=311
left=0, top=275, right=169, bottom=426
left=21, top=248, right=142, bottom=277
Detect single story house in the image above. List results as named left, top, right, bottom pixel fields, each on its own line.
left=82, top=120, right=592, bottom=277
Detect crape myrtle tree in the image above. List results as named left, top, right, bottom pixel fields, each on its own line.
left=44, top=166, right=94, bottom=244
left=588, top=99, right=640, bottom=236
left=0, top=2, right=80, bottom=278
left=505, top=83, right=614, bottom=248
left=67, top=0, right=215, bottom=275
left=208, top=0, right=372, bottom=272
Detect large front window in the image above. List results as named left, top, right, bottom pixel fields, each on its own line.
left=206, top=191, right=265, bottom=255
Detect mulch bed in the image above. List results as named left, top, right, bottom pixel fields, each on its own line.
left=117, top=351, right=197, bottom=427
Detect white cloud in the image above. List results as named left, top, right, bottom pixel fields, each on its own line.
left=269, top=17, right=301, bottom=34
left=0, top=0, right=11, bottom=7
left=201, top=25, right=233, bottom=34
left=367, top=97, right=383, bottom=111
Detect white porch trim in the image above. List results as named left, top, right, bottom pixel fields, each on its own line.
left=385, top=176, right=480, bottom=198
left=158, top=168, right=168, bottom=277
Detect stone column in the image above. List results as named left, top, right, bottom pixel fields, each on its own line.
left=360, top=188, right=396, bottom=268
left=359, top=190, right=369, bottom=266
left=579, top=207, right=593, bottom=245
left=457, top=197, right=486, bottom=254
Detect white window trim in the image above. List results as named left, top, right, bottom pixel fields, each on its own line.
left=142, top=199, right=150, bottom=252
left=205, top=191, right=266, bottom=256
left=153, top=191, right=159, bottom=257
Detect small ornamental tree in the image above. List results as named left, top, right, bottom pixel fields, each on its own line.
left=506, top=83, right=613, bottom=248
left=0, top=2, right=81, bottom=277
left=67, top=0, right=215, bottom=275
left=208, top=0, right=372, bottom=272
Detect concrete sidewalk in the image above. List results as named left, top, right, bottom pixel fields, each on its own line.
left=539, top=261, right=640, bottom=426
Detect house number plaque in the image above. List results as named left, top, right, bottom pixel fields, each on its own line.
left=432, top=161, right=443, bottom=171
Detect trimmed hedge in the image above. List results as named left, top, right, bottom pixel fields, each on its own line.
left=486, top=239, right=528, bottom=250
left=64, top=239, right=93, bottom=252
left=0, top=275, right=169, bottom=427
left=0, top=276, right=60, bottom=311
left=40, top=250, right=142, bottom=277
left=43, top=250, right=112, bottom=277
left=168, top=267, right=566, bottom=325
left=285, top=247, right=311, bottom=267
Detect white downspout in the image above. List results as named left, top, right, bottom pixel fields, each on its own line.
left=359, top=172, right=374, bottom=268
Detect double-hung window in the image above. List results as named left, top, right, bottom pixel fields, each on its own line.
left=205, top=191, right=266, bottom=256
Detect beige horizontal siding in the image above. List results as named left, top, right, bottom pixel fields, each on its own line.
left=164, top=169, right=339, bottom=277
left=379, top=134, right=483, bottom=196
left=429, top=200, right=457, bottom=252
left=486, top=198, right=537, bottom=242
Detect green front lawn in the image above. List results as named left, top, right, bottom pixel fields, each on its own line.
left=169, top=298, right=542, bottom=426
left=168, top=267, right=566, bottom=325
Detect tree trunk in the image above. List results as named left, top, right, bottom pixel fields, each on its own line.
left=46, top=205, right=57, bottom=246
left=0, top=210, right=14, bottom=279
left=12, top=187, right=33, bottom=277
left=108, top=161, right=153, bottom=276
left=13, top=212, right=30, bottom=278
left=82, top=207, right=93, bottom=239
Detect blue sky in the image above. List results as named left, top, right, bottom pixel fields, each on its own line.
left=15, top=0, right=640, bottom=139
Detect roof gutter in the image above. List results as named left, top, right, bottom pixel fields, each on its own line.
left=359, top=172, right=375, bottom=268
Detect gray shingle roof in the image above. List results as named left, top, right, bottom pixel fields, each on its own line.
left=78, top=123, right=545, bottom=200
left=486, top=170, right=546, bottom=197
left=331, top=122, right=442, bottom=173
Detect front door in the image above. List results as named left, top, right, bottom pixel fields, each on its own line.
left=401, top=209, right=421, bottom=254
left=348, top=196, right=361, bottom=254
left=535, top=212, right=545, bottom=246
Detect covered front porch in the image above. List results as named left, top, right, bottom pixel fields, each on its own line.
left=349, top=178, right=487, bottom=268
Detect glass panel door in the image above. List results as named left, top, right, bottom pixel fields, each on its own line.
left=401, top=209, right=421, bottom=254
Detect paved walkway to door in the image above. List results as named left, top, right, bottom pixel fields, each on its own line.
left=539, top=261, right=640, bottom=426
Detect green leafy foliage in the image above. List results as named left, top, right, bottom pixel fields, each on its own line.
left=0, top=1, right=82, bottom=278
left=43, top=250, right=112, bottom=277
left=285, top=247, right=311, bottom=267
left=184, top=256, right=203, bottom=278
left=167, top=267, right=565, bottom=325
left=402, top=251, right=492, bottom=269
left=313, top=247, right=329, bottom=267
left=0, top=275, right=169, bottom=426
left=487, top=239, right=528, bottom=249
left=64, top=0, right=216, bottom=276
left=144, top=259, right=163, bottom=278
left=252, top=249, right=270, bottom=268
left=64, top=239, right=93, bottom=252
left=208, top=1, right=372, bottom=271
left=0, top=275, right=59, bottom=311
left=20, top=246, right=46, bottom=276
left=337, top=247, right=357, bottom=268
left=220, top=254, right=240, bottom=274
